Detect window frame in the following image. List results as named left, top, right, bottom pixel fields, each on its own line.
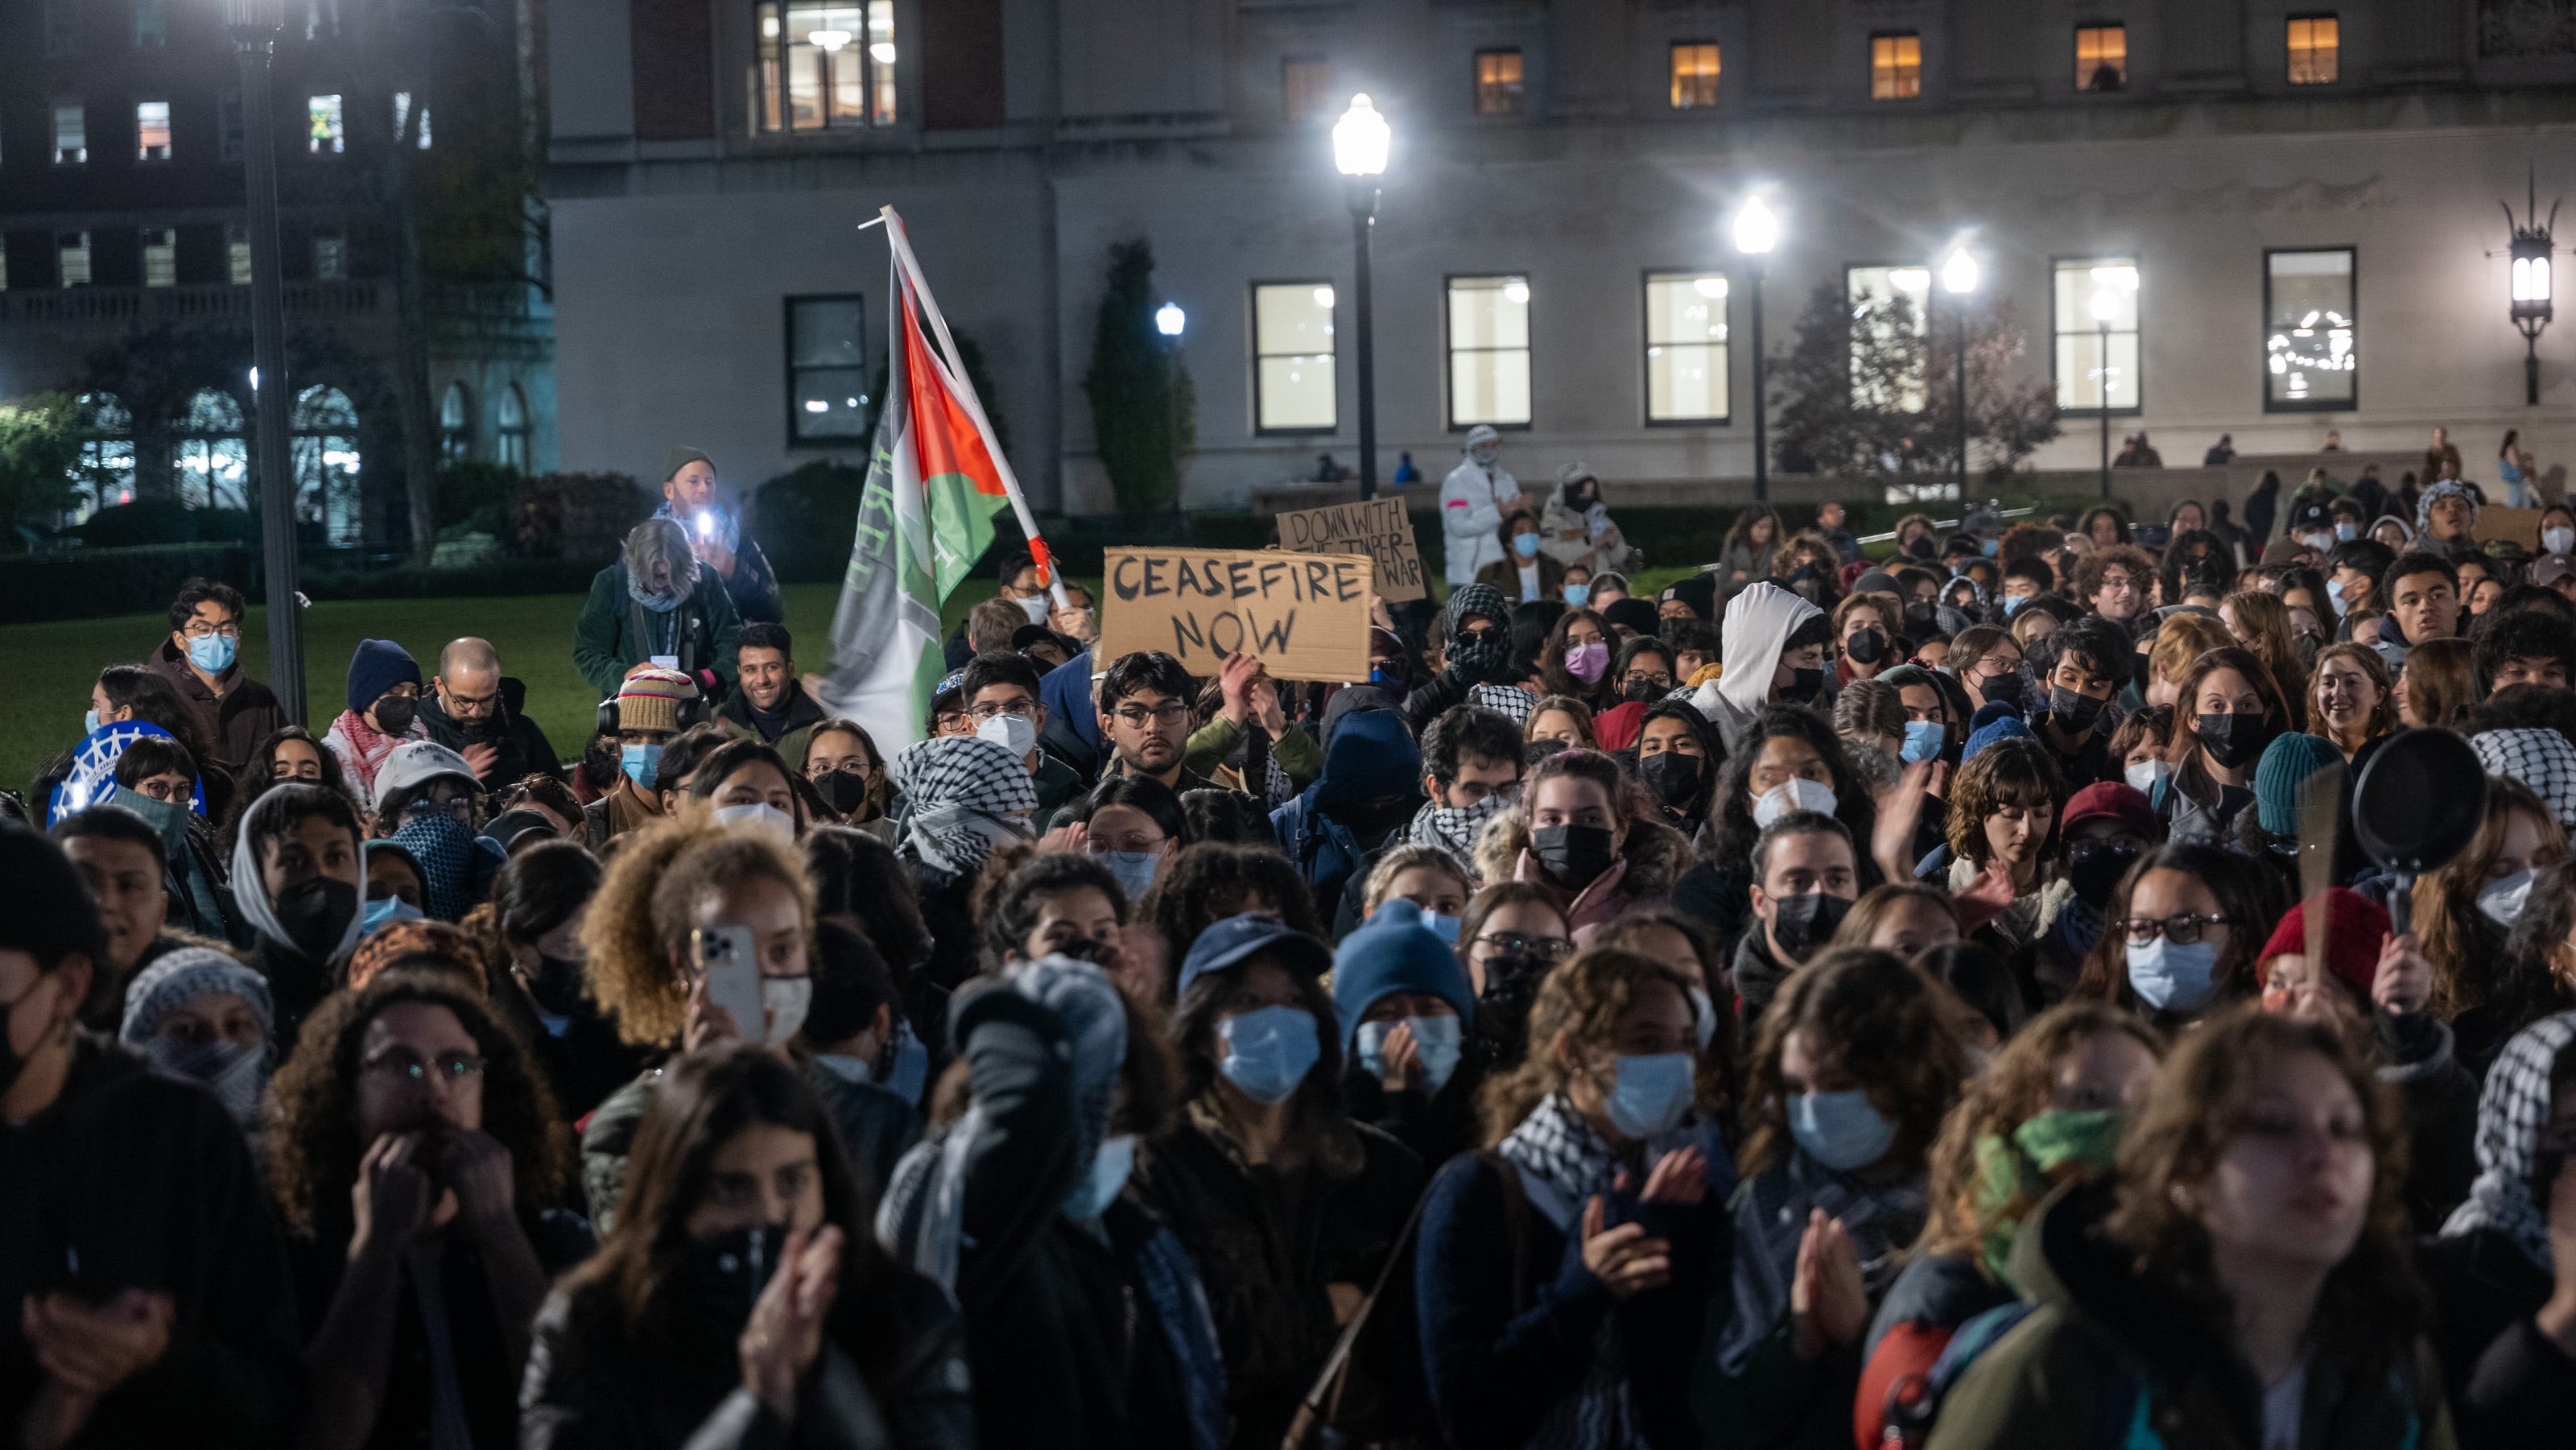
left=1870, top=31, right=1923, bottom=101
left=2074, top=23, right=2128, bottom=91
left=1640, top=268, right=1732, bottom=427
left=1472, top=48, right=1525, bottom=117
left=226, top=221, right=252, bottom=285
left=2050, top=254, right=2144, bottom=417
left=135, top=100, right=172, bottom=162
left=1443, top=272, right=1534, bottom=432
left=53, top=101, right=88, bottom=166
left=753, top=1, right=901, bottom=135
left=133, top=0, right=169, bottom=48
left=1669, top=40, right=1722, bottom=110
left=1249, top=279, right=1339, bottom=436
left=58, top=230, right=93, bottom=288
left=2286, top=13, right=2339, bottom=86
left=782, top=292, right=872, bottom=448
left=140, top=226, right=177, bottom=287
left=2261, top=246, right=2358, bottom=414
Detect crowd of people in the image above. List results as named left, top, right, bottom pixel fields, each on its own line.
left=9, top=439, right=2576, bottom=1450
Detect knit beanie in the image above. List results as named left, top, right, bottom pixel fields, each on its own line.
left=1603, top=597, right=1660, bottom=638
left=347, top=638, right=422, bottom=714
left=1329, top=899, right=1476, bottom=1053
left=2253, top=732, right=2347, bottom=837
left=664, top=445, right=715, bottom=481
left=2258, top=888, right=2390, bottom=1002
left=1963, top=714, right=2033, bottom=761
left=120, top=945, right=274, bottom=1043
left=614, top=666, right=700, bottom=735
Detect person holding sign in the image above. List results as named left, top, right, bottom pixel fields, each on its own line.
left=1441, top=425, right=1524, bottom=588
left=1182, top=651, right=1323, bottom=805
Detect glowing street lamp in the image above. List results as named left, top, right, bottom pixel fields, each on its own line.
left=1732, top=196, right=1780, bottom=502
left=1334, top=96, right=1391, bottom=498
left=2508, top=171, right=2558, bottom=407
left=1154, top=302, right=1186, bottom=337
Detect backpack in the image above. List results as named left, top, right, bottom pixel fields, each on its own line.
left=1876, top=1299, right=2142, bottom=1449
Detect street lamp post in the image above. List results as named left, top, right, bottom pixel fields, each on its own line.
left=1732, top=196, right=1780, bottom=502
left=225, top=0, right=305, bottom=725
left=2091, top=283, right=2121, bottom=500
left=1334, top=96, right=1390, bottom=500
left=2507, top=172, right=2558, bottom=407
left=1939, top=246, right=1979, bottom=499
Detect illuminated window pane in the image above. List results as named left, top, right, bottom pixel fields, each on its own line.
left=1847, top=266, right=1932, bottom=411
left=2288, top=15, right=2339, bottom=85
left=1670, top=43, right=1721, bottom=109
left=1448, top=275, right=1532, bottom=427
left=2053, top=258, right=2142, bottom=411
left=2076, top=25, right=2127, bottom=91
left=136, top=101, right=171, bottom=160
left=787, top=295, right=869, bottom=443
left=753, top=2, right=899, bottom=134
left=2265, top=249, right=2355, bottom=410
left=58, top=231, right=92, bottom=287
left=1475, top=49, right=1524, bottom=116
left=308, top=94, right=344, bottom=154
left=54, top=103, right=87, bottom=164
left=142, top=228, right=176, bottom=287
left=1645, top=273, right=1730, bottom=422
left=1253, top=283, right=1337, bottom=432
left=1871, top=33, right=1922, bottom=100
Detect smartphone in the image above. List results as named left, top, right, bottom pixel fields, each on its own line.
left=695, top=926, right=768, bottom=1045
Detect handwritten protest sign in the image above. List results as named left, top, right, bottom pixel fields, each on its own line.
left=2476, top=505, right=2542, bottom=550
left=1101, top=547, right=1372, bottom=682
left=1274, top=497, right=1428, bottom=601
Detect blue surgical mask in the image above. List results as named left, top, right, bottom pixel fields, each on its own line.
left=1217, top=1005, right=1321, bottom=1105
left=1356, top=1014, right=1465, bottom=1096
left=83, top=708, right=100, bottom=734
left=1606, top=1051, right=1695, bottom=1139
left=1563, top=583, right=1591, bottom=608
left=186, top=633, right=237, bottom=675
left=2125, top=934, right=2222, bottom=1012
left=1426, top=911, right=1462, bottom=945
left=1063, top=1134, right=1135, bottom=1220
left=1790, top=1089, right=1898, bottom=1172
left=1098, top=849, right=1162, bottom=902
left=2326, top=577, right=2347, bottom=615
left=1901, top=719, right=1946, bottom=764
left=1513, top=532, right=1541, bottom=559
left=362, top=894, right=424, bottom=935
left=712, top=801, right=796, bottom=837
left=1686, top=986, right=1718, bottom=1050
left=2000, top=593, right=2025, bottom=617
left=2335, top=523, right=2358, bottom=541
left=1980, top=538, right=2000, bottom=557
left=621, top=742, right=663, bottom=789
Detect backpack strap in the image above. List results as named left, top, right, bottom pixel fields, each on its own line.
left=1281, top=1179, right=1433, bottom=1448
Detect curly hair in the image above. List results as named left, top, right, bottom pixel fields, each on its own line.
left=216, top=725, right=358, bottom=852
left=2102, top=1007, right=2423, bottom=1374
left=2106, top=704, right=2174, bottom=769
left=1736, top=947, right=1970, bottom=1179
left=1711, top=707, right=1877, bottom=864
left=1914, top=1002, right=2165, bottom=1264
left=1945, top=737, right=2065, bottom=867
left=493, top=773, right=588, bottom=846
left=1476, top=947, right=1700, bottom=1146
left=578, top=807, right=817, bottom=1047
left=975, top=849, right=1128, bottom=969
left=2072, top=544, right=2155, bottom=608
left=266, top=969, right=570, bottom=1233
left=1141, top=843, right=1323, bottom=973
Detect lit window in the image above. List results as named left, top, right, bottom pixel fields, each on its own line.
left=440, top=382, right=474, bottom=461
left=76, top=395, right=135, bottom=519
left=2288, top=14, right=2339, bottom=85
left=2054, top=258, right=2141, bottom=411
left=2076, top=25, right=2127, bottom=91
left=220, top=91, right=245, bottom=163
left=1847, top=266, right=1933, bottom=411
left=754, top=2, right=898, bottom=134
left=786, top=294, right=869, bottom=444
left=45, top=0, right=79, bottom=55
left=1474, top=49, right=1524, bottom=116
left=312, top=225, right=347, bottom=280
left=1644, top=273, right=1729, bottom=423
left=59, top=232, right=93, bottom=287
left=1282, top=57, right=1331, bottom=123
left=1447, top=275, right=1532, bottom=428
left=1871, top=33, right=1922, bottom=100
left=1670, top=43, right=1721, bottom=109
left=2265, top=249, right=2355, bottom=411
left=137, top=101, right=171, bottom=161
left=55, top=103, right=88, bottom=165
left=494, top=385, right=530, bottom=472
left=175, top=388, right=250, bottom=510
left=227, top=221, right=252, bottom=284
left=308, top=94, right=344, bottom=154
left=142, top=228, right=177, bottom=287
left=134, top=0, right=169, bottom=48
left=292, top=386, right=364, bottom=545
left=1253, top=282, right=1336, bottom=432
left=394, top=93, right=432, bottom=147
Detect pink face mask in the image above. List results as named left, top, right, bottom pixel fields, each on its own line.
left=1565, top=640, right=1611, bottom=683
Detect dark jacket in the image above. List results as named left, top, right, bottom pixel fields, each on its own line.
left=1343, top=1056, right=1488, bottom=1170
left=1476, top=550, right=1570, bottom=605
left=573, top=563, right=745, bottom=699
left=717, top=680, right=832, bottom=773
left=1132, top=1096, right=1427, bottom=1448
left=2418, top=1226, right=2564, bottom=1449
left=147, top=638, right=287, bottom=776
left=2025, top=709, right=2117, bottom=793
left=0, top=1035, right=306, bottom=1449
left=418, top=680, right=562, bottom=786
left=246, top=930, right=341, bottom=1051
left=492, top=976, right=651, bottom=1127
left=1923, top=1182, right=2456, bottom=1450
left=518, top=1261, right=972, bottom=1450
left=580, top=1062, right=919, bottom=1237
left=2377, top=1011, right=2480, bottom=1231
left=1856, top=1250, right=2014, bottom=1450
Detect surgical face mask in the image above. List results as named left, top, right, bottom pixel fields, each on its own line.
left=759, top=974, right=812, bottom=1044
left=2547, top=527, right=2574, bottom=556
left=621, top=742, right=663, bottom=789
left=1790, top=1089, right=1899, bottom=1172
left=2124, top=758, right=2171, bottom=796
left=2049, top=685, right=2107, bottom=733
left=1532, top=824, right=1617, bottom=892
left=1018, top=593, right=1052, bottom=626
left=1752, top=776, right=1837, bottom=829
left=1980, top=538, right=2000, bottom=558
left=2325, top=577, right=2347, bottom=615
left=1217, top=1005, right=1321, bottom=1105
left=1513, top=532, right=1542, bottom=560
left=1063, top=1134, right=1135, bottom=1221
left=1605, top=1051, right=1695, bottom=1139
left=1766, top=890, right=1853, bottom=961
left=1426, top=911, right=1462, bottom=945
left=1563, top=583, right=1591, bottom=608
left=1639, top=750, right=1703, bottom=809
left=2335, top=523, right=2358, bottom=541
left=83, top=708, right=101, bottom=734
left=2001, top=593, right=2026, bottom=618
left=362, top=894, right=424, bottom=936
left=186, top=633, right=238, bottom=675
left=2300, top=531, right=2334, bottom=552
left=1901, top=720, right=1946, bottom=765
left=2125, top=935, right=2221, bottom=1013
left=1356, top=1014, right=1465, bottom=1096
left=976, top=710, right=1039, bottom=758
left=1097, top=849, right=1162, bottom=902
left=713, top=801, right=796, bottom=838
left=1564, top=639, right=1609, bottom=683
left=1686, top=986, right=1717, bottom=1051
left=2479, top=869, right=2535, bottom=929
left=1472, top=444, right=1499, bottom=468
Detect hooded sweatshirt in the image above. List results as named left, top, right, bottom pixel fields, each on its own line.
left=1694, top=583, right=1824, bottom=754
left=1271, top=700, right=1424, bottom=927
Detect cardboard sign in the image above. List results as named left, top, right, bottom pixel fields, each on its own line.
left=1274, top=497, right=1428, bottom=601
left=1101, top=547, right=1373, bottom=682
left=2475, top=505, right=2542, bottom=549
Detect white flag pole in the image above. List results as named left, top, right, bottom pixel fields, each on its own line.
left=877, top=205, right=1072, bottom=607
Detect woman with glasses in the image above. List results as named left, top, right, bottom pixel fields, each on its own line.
left=802, top=720, right=896, bottom=840
left=267, top=968, right=583, bottom=1450
left=2073, top=841, right=2286, bottom=1030
left=1457, top=881, right=1574, bottom=1074
left=1059, top=774, right=1189, bottom=910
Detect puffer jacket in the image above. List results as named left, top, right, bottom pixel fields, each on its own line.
left=1923, top=1182, right=2456, bottom=1450
left=1472, top=803, right=1692, bottom=941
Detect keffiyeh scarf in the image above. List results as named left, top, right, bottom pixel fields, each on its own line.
left=329, top=708, right=409, bottom=796
left=1469, top=682, right=1537, bottom=725
left=1408, top=791, right=1509, bottom=877
left=390, top=813, right=503, bottom=923
left=2472, top=728, right=2576, bottom=831
left=1496, top=1092, right=1629, bottom=1233
left=892, top=736, right=1038, bottom=879
left=2441, top=1010, right=2576, bottom=1271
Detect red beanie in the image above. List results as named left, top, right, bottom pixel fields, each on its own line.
left=2257, top=888, right=2389, bottom=1001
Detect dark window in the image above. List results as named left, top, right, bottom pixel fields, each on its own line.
left=786, top=294, right=870, bottom=444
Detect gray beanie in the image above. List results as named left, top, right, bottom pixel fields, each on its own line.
left=120, top=946, right=274, bottom=1044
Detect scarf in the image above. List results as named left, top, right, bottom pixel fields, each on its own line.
left=1408, top=791, right=1509, bottom=878
left=2441, top=1010, right=2576, bottom=1270
left=625, top=567, right=686, bottom=613
left=330, top=708, right=409, bottom=795
left=1970, top=1109, right=2124, bottom=1286
left=1132, top=1223, right=1231, bottom=1450
left=893, top=736, right=1038, bottom=881
left=390, top=813, right=502, bottom=923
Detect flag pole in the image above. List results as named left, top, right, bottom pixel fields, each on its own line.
left=877, top=205, right=1072, bottom=607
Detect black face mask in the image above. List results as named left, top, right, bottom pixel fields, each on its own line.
left=815, top=769, right=874, bottom=816
left=1905, top=601, right=1939, bottom=629
left=272, top=876, right=358, bottom=961
left=2066, top=840, right=2141, bottom=908
left=1638, top=750, right=1703, bottom=809
left=684, top=1222, right=790, bottom=1335
left=1476, top=949, right=1550, bottom=1063
left=2049, top=685, right=2107, bottom=733
left=2195, top=712, right=2275, bottom=770
left=1843, top=630, right=1887, bottom=667
left=1978, top=670, right=2025, bottom=709
left=1622, top=680, right=1661, bottom=704
left=1532, top=824, right=1617, bottom=892
left=1767, top=890, right=1853, bottom=961
left=1781, top=667, right=1826, bottom=704
left=1449, top=634, right=1511, bottom=684
left=524, top=952, right=588, bottom=1018
left=372, top=695, right=419, bottom=736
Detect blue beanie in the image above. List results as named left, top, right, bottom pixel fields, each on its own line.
left=1963, top=714, right=2033, bottom=762
left=347, top=638, right=421, bottom=714
left=2254, top=731, right=2346, bottom=836
left=1329, top=899, right=1475, bottom=1052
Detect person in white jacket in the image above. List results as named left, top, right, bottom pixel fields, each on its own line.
left=1693, top=581, right=1829, bottom=754
left=1440, top=424, right=1522, bottom=587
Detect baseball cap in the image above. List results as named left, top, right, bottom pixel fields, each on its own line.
left=371, top=741, right=478, bottom=814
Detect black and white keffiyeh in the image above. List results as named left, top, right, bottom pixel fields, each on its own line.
left=1469, top=682, right=1536, bottom=725
left=1496, top=1091, right=1627, bottom=1233
left=2442, top=1010, right=2576, bottom=1271
left=1408, top=791, right=1509, bottom=877
left=893, top=735, right=1038, bottom=878
left=2472, top=728, right=2576, bottom=830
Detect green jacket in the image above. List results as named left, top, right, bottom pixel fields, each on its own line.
left=572, top=563, right=743, bottom=700
left=717, top=680, right=831, bottom=773
left=1183, top=714, right=1324, bottom=793
left=1926, top=1184, right=2454, bottom=1450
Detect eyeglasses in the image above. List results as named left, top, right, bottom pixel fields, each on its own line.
left=1112, top=703, right=1190, bottom=728
left=181, top=621, right=242, bottom=639
left=933, top=713, right=972, bottom=735
left=968, top=698, right=1038, bottom=722
left=1622, top=671, right=1674, bottom=691
left=2066, top=839, right=2143, bottom=869
left=1085, top=834, right=1166, bottom=855
left=443, top=689, right=501, bottom=717
left=402, top=795, right=476, bottom=824
left=2120, top=912, right=2231, bottom=945
left=363, top=1049, right=485, bottom=1084
left=1455, top=626, right=1500, bottom=647
left=1474, top=932, right=1573, bottom=960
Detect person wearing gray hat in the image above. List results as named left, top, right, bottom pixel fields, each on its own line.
left=1440, top=423, right=1525, bottom=587
left=653, top=445, right=782, bottom=623
left=119, top=945, right=275, bottom=1135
